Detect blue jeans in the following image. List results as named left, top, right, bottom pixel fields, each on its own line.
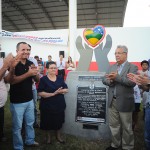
left=10, top=100, right=35, bottom=150
left=145, top=105, right=150, bottom=150
left=32, top=89, right=38, bottom=125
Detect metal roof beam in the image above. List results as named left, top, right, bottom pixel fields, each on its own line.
left=95, top=0, right=98, bottom=24
left=2, top=12, right=20, bottom=31
left=64, top=0, right=69, bottom=7
left=34, top=0, right=55, bottom=29
left=77, top=0, right=124, bottom=5
left=5, top=0, right=37, bottom=30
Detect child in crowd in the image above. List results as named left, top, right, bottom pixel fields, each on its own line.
left=138, top=60, right=150, bottom=119
left=138, top=60, right=149, bottom=76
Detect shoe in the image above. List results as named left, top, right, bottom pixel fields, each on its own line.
left=25, top=141, right=39, bottom=147
left=57, top=139, right=65, bottom=144
left=106, top=146, right=118, bottom=150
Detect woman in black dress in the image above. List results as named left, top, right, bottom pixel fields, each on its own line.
left=38, top=61, right=68, bottom=144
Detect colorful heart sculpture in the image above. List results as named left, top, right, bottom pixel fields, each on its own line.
left=83, top=25, right=106, bottom=47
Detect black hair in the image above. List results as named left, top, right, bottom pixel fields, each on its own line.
left=28, top=44, right=31, bottom=48
left=141, top=60, right=149, bottom=67
left=46, top=61, right=56, bottom=69
left=34, top=55, right=39, bottom=60
left=37, top=60, right=42, bottom=64
left=16, top=42, right=27, bottom=50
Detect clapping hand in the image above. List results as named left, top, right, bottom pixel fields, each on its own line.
left=10, top=51, right=24, bottom=70
left=54, top=87, right=68, bottom=95
left=127, top=73, right=149, bottom=85
left=105, top=71, right=118, bottom=81
left=3, top=53, right=14, bottom=69
left=127, top=73, right=138, bottom=84
left=3, top=51, right=24, bottom=71
left=28, top=65, right=39, bottom=76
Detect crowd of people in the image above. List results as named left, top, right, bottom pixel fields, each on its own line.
left=0, top=42, right=150, bottom=150
left=32, top=54, right=75, bottom=80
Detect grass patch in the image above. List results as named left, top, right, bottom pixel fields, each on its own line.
left=0, top=100, right=145, bottom=150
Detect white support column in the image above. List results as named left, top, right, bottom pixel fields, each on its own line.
left=0, top=0, right=2, bottom=30
left=69, top=0, right=77, bottom=63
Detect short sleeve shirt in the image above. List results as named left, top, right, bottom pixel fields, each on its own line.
left=10, top=59, right=33, bottom=103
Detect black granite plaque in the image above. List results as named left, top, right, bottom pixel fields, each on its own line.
left=76, top=86, right=106, bottom=123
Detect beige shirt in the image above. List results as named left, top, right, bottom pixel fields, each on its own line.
left=0, top=58, right=9, bottom=107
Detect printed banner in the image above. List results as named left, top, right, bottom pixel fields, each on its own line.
left=0, top=30, right=68, bottom=46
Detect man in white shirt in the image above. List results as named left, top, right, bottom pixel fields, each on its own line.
left=56, top=54, right=66, bottom=80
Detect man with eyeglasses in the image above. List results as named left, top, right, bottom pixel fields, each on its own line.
left=103, top=45, right=138, bottom=150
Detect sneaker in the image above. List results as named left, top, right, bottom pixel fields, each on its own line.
left=25, top=141, right=39, bottom=147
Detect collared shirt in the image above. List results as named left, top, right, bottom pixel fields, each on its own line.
left=117, top=61, right=127, bottom=75
left=10, top=59, right=33, bottom=103
left=56, top=59, right=65, bottom=70
left=114, top=61, right=127, bottom=96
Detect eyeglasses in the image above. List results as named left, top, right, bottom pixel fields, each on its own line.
left=114, top=52, right=126, bottom=55
left=49, top=67, right=57, bottom=70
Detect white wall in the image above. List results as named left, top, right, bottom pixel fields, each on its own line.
left=0, top=29, right=69, bottom=62
left=0, top=38, right=68, bottom=62
left=1, top=27, right=150, bottom=62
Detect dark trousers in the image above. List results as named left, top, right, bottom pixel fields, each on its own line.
left=0, top=106, right=4, bottom=138
left=58, top=69, right=65, bottom=80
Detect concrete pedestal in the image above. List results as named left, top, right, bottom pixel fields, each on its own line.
left=62, top=71, right=111, bottom=140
